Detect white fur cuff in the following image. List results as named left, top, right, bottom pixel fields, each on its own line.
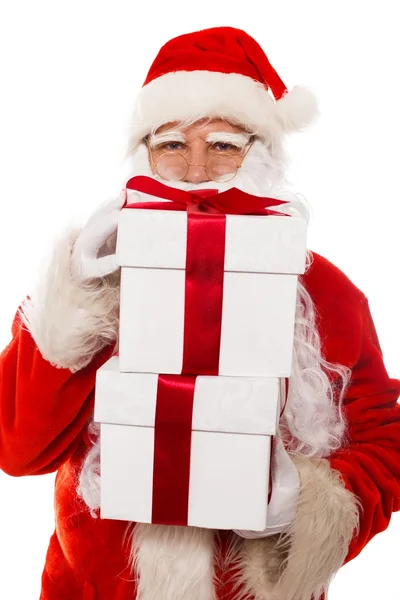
left=239, top=455, right=360, bottom=600
left=20, top=228, right=120, bottom=373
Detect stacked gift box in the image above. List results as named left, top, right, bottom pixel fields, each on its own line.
left=94, top=176, right=307, bottom=531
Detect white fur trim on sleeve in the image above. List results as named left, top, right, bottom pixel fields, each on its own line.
left=236, top=455, right=360, bottom=600
left=19, top=228, right=120, bottom=373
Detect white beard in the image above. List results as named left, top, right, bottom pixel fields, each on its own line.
left=77, top=140, right=350, bottom=599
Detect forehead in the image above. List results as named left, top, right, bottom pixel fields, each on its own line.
left=154, top=118, right=247, bottom=139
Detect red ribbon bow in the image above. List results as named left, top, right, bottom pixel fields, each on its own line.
left=125, top=175, right=289, bottom=216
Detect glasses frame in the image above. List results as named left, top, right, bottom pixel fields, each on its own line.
left=145, top=137, right=254, bottom=183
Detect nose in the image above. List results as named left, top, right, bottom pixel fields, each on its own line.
left=184, top=163, right=210, bottom=184
left=183, top=146, right=211, bottom=183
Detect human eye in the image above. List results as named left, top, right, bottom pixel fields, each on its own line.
left=211, top=142, right=241, bottom=153
left=158, top=141, right=186, bottom=152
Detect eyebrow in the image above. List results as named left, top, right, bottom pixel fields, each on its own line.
left=206, top=132, right=251, bottom=147
left=148, top=130, right=251, bottom=148
left=148, top=130, right=186, bottom=147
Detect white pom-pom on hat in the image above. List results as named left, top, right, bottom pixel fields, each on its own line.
left=275, top=85, right=319, bottom=132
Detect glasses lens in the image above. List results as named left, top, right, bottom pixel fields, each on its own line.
left=156, top=154, right=188, bottom=181
left=206, top=156, right=238, bottom=182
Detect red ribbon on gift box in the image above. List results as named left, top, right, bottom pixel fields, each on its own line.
left=123, top=175, right=290, bottom=526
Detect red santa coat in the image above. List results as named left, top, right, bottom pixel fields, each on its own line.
left=1, top=251, right=400, bottom=600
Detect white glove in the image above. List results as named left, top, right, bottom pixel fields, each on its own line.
left=71, top=190, right=126, bottom=282
left=234, top=437, right=300, bottom=539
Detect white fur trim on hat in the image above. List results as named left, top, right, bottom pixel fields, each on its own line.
left=127, top=71, right=318, bottom=154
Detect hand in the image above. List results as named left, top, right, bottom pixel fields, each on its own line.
left=71, top=191, right=126, bottom=282
left=234, top=437, right=300, bottom=539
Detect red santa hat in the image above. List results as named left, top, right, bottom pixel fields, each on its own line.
left=128, top=26, right=318, bottom=153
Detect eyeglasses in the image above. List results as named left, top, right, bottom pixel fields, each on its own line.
left=146, top=140, right=253, bottom=183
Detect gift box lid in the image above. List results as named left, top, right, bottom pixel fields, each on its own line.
left=116, top=191, right=307, bottom=275
left=94, top=357, right=281, bottom=435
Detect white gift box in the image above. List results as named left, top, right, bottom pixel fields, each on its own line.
left=94, top=356, right=283, bottom=530
left=116, top=197, right=307, bottom=377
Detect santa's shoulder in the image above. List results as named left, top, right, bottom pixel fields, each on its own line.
left=302, top=251, right=366, bottom=313
left=301, top=252, right=369, bottom=363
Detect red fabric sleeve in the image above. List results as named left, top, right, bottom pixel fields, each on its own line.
left=328, top=298, right=400, bottom=564
left=0, top=309, right=115, bottom=477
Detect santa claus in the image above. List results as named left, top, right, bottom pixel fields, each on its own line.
left=1, top=26, right=399, bottom=600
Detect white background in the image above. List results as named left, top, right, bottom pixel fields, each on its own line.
left=0, top=1, right=399, bottom=598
